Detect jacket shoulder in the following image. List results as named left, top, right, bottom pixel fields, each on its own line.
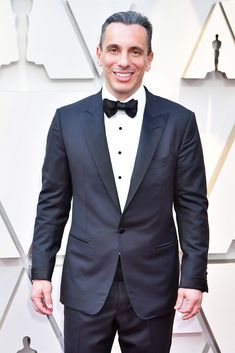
left=58, top=90, right=102, bottom=114
left=145, top=88, right=193, bottom=116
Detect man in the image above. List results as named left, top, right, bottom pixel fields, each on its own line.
left=31, top=10, right=209, bottom=353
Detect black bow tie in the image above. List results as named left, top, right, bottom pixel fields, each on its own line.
left=103, top=98, right=138, bottom=118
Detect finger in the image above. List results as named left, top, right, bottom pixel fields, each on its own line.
left=182, top=299, right=195, bottom=313
left=44, top=291, right=53, bottom=310
left=33, top=303, right=39, bottom=312
left=174, top=291, right=184, bottom=310
left=32, top=296, right=52, bottom=315
left=181, top=303, right=201, bottom=320
left=182, top=308, right=199, bottom=320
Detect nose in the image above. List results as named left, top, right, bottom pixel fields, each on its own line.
left=117, top=51, right=130, bottom=67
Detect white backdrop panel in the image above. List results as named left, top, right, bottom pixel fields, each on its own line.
left=27, top=0, right=94, bottom=79
left=0, top=2, right=18, bottom=67
left=203, top=263, right=235, bottom=353
left=0, top=265, right=21, bottom=323
left=208, top=141, right=235, bottom=253
left=183, top=3, right=235, bottom=79
left=0, top=216, right=19, bottom=258
left=178, top=81, right=235, bottom=183
left=223, top=1, right=235, bottom=35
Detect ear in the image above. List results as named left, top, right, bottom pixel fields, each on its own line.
left=96, top=47, right=102, bottom=66
left=146, top=52, right=154, bottom=72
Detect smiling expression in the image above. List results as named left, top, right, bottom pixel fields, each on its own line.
left=97, top=23, right=153, bottom=100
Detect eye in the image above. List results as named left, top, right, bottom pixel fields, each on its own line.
left=107, top=46, right=119, bottom=54
left=131, top=48, right=142, bottom=56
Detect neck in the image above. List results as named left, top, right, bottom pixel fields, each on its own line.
left=103, top=84, right=142, bottom=101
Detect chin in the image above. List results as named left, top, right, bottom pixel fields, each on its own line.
left=114, top=84, right=135, bottom=95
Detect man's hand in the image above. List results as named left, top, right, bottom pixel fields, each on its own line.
left=174, top=288, right=202, bottom=320
left=31, top=280, right=53, bottom=315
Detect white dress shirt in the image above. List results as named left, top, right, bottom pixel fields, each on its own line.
left=102, top=85, right=146, bottom=212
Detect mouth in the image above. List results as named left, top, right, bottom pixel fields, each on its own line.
left=113, top=71, right=134, bottom=81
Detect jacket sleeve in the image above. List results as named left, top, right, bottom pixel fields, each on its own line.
left=31, top=109, right=72, bottom=281
left=174, top=112, right=209, bottom=292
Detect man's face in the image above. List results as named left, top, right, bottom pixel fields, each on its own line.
left=97, top=23, right=153, bottom=100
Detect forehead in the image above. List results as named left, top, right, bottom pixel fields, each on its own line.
left=103, top=22, right=148, bottom=48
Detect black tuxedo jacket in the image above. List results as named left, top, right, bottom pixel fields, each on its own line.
left=32, top=88, right=209, bottom=319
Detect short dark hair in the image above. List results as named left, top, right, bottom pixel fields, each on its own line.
left=99, top=11, right=153, bottom=55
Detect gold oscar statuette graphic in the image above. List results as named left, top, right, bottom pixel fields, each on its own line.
left=205, top=34, right=227, bottom=79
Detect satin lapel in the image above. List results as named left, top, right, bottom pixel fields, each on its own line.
left=124, top=98, right=169, bottom=212
left=79, top=93, right=121, bottom=212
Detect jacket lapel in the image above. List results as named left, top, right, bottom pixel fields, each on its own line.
left=78, top=92, right=121, bottom=212
left=124, top=91, right=169, bottom=211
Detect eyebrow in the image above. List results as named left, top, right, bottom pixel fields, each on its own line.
left=106, top=44, right=144, bottom=52
left=106, top=44, right=119, bottom=49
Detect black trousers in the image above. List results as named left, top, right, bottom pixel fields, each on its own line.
left=64, top=260, right=175, bottom=353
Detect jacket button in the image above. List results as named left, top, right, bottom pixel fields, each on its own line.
left=118, top=228, right=125, bottom=234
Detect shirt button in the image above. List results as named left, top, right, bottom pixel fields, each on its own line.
left=118, top=151, right=122, bottom=155
left=118, top=228, right=125, bottom=234
left=118, top=176, right=122, bottom=179
left=119, top=127, right=122, bottom=130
